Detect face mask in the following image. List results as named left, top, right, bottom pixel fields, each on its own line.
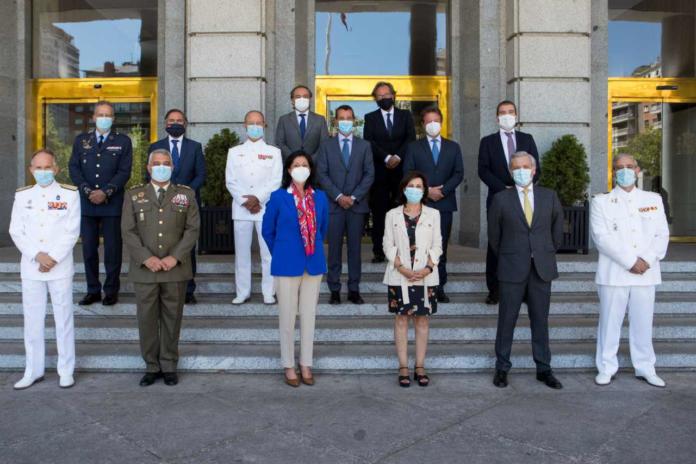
left=151, top=165, right=173, bottom=183
left=615, top=168, right=636, bottom=187
left=404, top=187, right=423, bottom=204
left=165, top=123, right=186, bottom=138
left=246, top=124, right=264, bottom=140
left=425, top=121, right=441, bottom=138
left=291, top=166, right=311, bottom=184
left=377, top=98, right=394, bottom=111
left=512, top=168, right=533, bottom=187
left=294, top=97, right=310, bottom=112
left=338, top=120, right=354, bottom=135
left=32, top=169, right=55, bottom=187
left=95, top=116, right=113, bottom=132
left=498, top=114, right=516, bottom=132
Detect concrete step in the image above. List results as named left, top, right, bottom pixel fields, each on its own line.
left=1, top=315, right=695, bottom=344
left=0, top=340, right=694, bottom=372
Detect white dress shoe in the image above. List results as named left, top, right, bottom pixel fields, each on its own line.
left=595, top=373, right=613, bottom=386
left=232, top=295, right=250, bottom=305
left=636, top=373, right=666, bottom=388
left=13, top=376, right=44, bottom=390
left=59, top=375, right=75, bottom=389
left=263, top=295, right=276, bottom=305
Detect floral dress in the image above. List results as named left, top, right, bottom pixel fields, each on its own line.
left=388, top=213, right=438, bottom=316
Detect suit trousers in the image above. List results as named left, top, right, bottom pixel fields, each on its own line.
left=486, top=244, right=499, bottom=295
left=233, top=220, right=273, bottom=299
left=187, top=245, right=197, bottom=295
left=495, top=263, right=552, bottom=373
left=327, top=209, right=365, bottom=292
left=370, top=172, right=401, bottom=257
left=134, top=281, right=187, bottom=373
left=596, top=285, right=657, bottom=377
left=21, top=277, right=75, bottom=379
left=81, top=215, right=122, bottom=296
left=275, top=273, right=322, bottom=368
left=438, top=211, right=453, bottom=286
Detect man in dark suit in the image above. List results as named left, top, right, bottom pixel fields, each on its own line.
left=69, top=100, right=132, bottom=306
left=488, top=151, right=563, bottom=390
left=478, top=100, right=541, bottom=305
left=275, top=85, right=330, bottom=160
left=402, top=106, right=463, bottom=302
left=316, top=105, right=375, bottom=305
left=148, top=109, right=206, bottom=304
left=363, top=81, right=416, bottom=263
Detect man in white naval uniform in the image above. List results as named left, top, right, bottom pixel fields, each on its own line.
left=9, top=149, right=81, bottom=390
left=590, top=153, right=669, bottom=387
left=225, top=110, right=283, bottom=304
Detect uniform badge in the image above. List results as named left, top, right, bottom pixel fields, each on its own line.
left=132, top=195, right=137, bottom=201
left=172, top=193, right=190, bottom=208
left=611, top=198, right=618, bottom=204
left=48, top=201, right=68, bottom=210
left=639, top=206, right=658, bottom=213
left=138, top=192, right=145, bottom=198
left=139, top=212, right=145, bottom=221
left=56, top=195, right=60, bottom=201
left=82, top=139, right=92, bottom=150
left=258, top=153, right=273, bottom=160
left=612, top=223, right=618, bottom=231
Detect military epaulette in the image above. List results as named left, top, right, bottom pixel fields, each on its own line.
left=15, top=185, right=32, bottom=192
left=592, top=192, right=609, bottom=198
left=59, top=183, right=78, bottom=191
left=127, top=184, right=145, bottom=191
left=176, top=184, right=192, bottom=190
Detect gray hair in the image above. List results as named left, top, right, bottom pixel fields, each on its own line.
left=509, top=151, right=536, bottom=169
left=148, top=148, right=173, bottom=165
left=612, top=153, right=638, bottom=168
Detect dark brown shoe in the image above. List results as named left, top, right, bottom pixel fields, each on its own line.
left=300, top=366, right=314, bottom=386
left=284, top=369, right=300, bottom=388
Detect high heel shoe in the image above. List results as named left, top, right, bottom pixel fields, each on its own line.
left=299, top=365, right=315, bottom=386
left=284, top=368, right=300, bottom=388
left=398, top=366, right=411, bottom=388
left=414, top=366, right=430, bottom=387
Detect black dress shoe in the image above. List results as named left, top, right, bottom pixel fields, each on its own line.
left=436, top=288, right=450, bottom=303
left=485, top=291, right=499, bottom=305
left=371, top=255, right=385, bottom=264
left=329, top=291, right=341, bottom=305
left=537, top=371, right=563, bottom=389
left=78, top=293, right=101, bottom=306
left=102, top=294, right=118, bottom=306
left=163, top=372, right=178, bottom=386
left=185, top=293, right=197, bottom=304
left=493, top=369, right=508, bottom=388
left=348, top=291, right=364, bottom=305
left=139, top=372, right=161, bottom=387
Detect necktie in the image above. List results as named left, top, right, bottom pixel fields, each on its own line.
left=158, top=187, right=165, bottom=205
left=386, top=113, right=393, bottom=135
left=171, top=139, right=180, bottom=169
left=506, top=132, right=516, bottom=161
left=299, top=113, right=306, bottom=140
left=98, top=135, right=104, bottom=149
left=431, top=139, right=440, bottom=165
left=523, top=187, right=533, bottom=226
left=342, top=138, right=350, bottom=166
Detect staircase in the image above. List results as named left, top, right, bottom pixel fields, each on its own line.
left=1, top=256, right=695, bottom=373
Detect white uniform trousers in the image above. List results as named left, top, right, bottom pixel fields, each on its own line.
left=233, top=220, right=273, bottom=299
left=596, top=285, right=657, bottom=377
left=21, top=277, right=75, bottom=379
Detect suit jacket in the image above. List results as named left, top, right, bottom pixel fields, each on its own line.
left=148, top=137, right=206, bottom=193
left=478, top=130, right=540, bottom=208
left=261, top=187, right=329, bottom=277
left=363, top=107, right=416, bottom=182
left=402, top=137, right=464, bottom=212
left=315, top=136, right=375, bottom=214
left=487, top=186, right=563, bottom=283
left=275, top=111, right=330, bottom=159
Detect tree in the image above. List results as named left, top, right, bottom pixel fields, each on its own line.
left=538, top=134, right=590, bottom=206
left=200, top=128, right=240, bottom=207
left=127, top=125, right=148, bottom=189
left=622, top=127, right=661, bottom=178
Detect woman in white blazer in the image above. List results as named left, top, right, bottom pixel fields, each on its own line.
left=383, top=171, right=443, bottom=387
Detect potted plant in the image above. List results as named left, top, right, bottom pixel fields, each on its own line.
left=198, top=128, right=240, bottom=254
left=538, top=134, right=591, bottom=254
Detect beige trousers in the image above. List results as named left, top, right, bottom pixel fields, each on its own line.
left=275, top=273, right=322, bottom=368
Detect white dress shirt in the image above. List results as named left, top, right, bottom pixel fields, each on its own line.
left=499, top=129, right=517, bottom=164
left=381, top=108, right=399, bottom=164
left=295, top=110, right=310, bottom=129
left=168, top=135, right=184, bottom=157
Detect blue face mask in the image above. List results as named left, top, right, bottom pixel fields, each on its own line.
left=151, top=165, right=173, bottom=183
left=95, top=117, right=113, bottom=132
left=33, top=169, right=55, bottom=187
left=338, top=120, right=354, bottom=135
left=512, top=168, right=533, bottom=187
left=615, top=168, right=636, bottom=187
left=404, top=187, right=423, bottom=204
left=246, top=124, right=264, bottom=140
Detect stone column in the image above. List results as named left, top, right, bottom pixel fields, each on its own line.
left=590, top=0, right=608, bottom=196
left=157, top=0, right=186, bottom=126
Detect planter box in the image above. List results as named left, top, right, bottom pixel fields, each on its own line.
left=198, top=206, right=234, bottom=254
left=558, top=201, right=589, bottom=254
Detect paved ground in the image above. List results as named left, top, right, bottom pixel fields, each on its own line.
left=1, top=371, right=694, bottom=464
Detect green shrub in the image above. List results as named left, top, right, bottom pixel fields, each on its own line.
left=538, top=134, right=590, bottom=206
left=200, top=128, right=240, bottom=207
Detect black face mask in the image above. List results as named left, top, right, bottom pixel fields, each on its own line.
left=376, top=98, right=394, bottom=111
left=165, top=123, right=186, bottom=138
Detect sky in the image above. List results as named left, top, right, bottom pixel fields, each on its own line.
left=608, top=21, right=661, bottom=77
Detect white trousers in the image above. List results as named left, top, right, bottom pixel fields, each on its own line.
left=596, top=285, right=657, bottom=377
left=21, top=277, right=75, bottom=379
left=276, top=273, right=322, bottom=368
left=234, top=220, right=273, bottom=299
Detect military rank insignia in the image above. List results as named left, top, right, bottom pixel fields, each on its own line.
left=639, top=206, right=658, bottom=213
left=172, top=194, right=189, bottom=208
left=48, top=201, right=68, bottom=210
left=258, top=154, right=273, bottom=160
left=81, top=139, right=92, bottom=150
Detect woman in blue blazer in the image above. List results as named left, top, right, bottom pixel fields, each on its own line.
left=262, top=150, right=329, bottom=387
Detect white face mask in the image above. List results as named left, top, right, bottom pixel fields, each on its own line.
left=425, top=121, right=441, bottom=138
left=498, top=114, right=517, bottom=131
left=294, top=97, right=310, bottom=113
left=290, top=166, right=310, bottom=183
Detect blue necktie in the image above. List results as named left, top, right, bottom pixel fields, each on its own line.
left=386, top=113, right=393, bottom=135
left=299, top=113, right=306, bottom=140
left=171, top=139, right=180, bottom=169
left=98, top=135, right=104, bottom=149
left=431, top=139, right=440, bottom=165
left=342, top=138, right=350, bottom=166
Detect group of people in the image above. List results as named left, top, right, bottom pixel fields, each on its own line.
left=9, top=81, right=670, bottom=392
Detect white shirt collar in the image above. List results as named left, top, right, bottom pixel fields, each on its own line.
left=500, top=128, right=516, bottom=137
left=168, top=135, right=183, bottom=143
left=516, top=183, right=533, bottom=194
left=380, top=108, right=394, bottom=117
left=152, top=182, right=170, bottom=194
left=427, top=135, right=442, bottom=144
left=245, top=138, right=265, bottom=146
left=96, top=130, right=110, bottom=140
left=295, top=110, right=309, bottom=117
left=615, top=186, right=637, bottom=197
left=339, top=133, right=354, bottom=143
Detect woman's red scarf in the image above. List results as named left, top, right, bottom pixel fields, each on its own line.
left=292, top=183, right=317, bottom=256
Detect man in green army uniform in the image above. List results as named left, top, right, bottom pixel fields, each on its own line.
left=122, top=148, right=200, bottom=387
